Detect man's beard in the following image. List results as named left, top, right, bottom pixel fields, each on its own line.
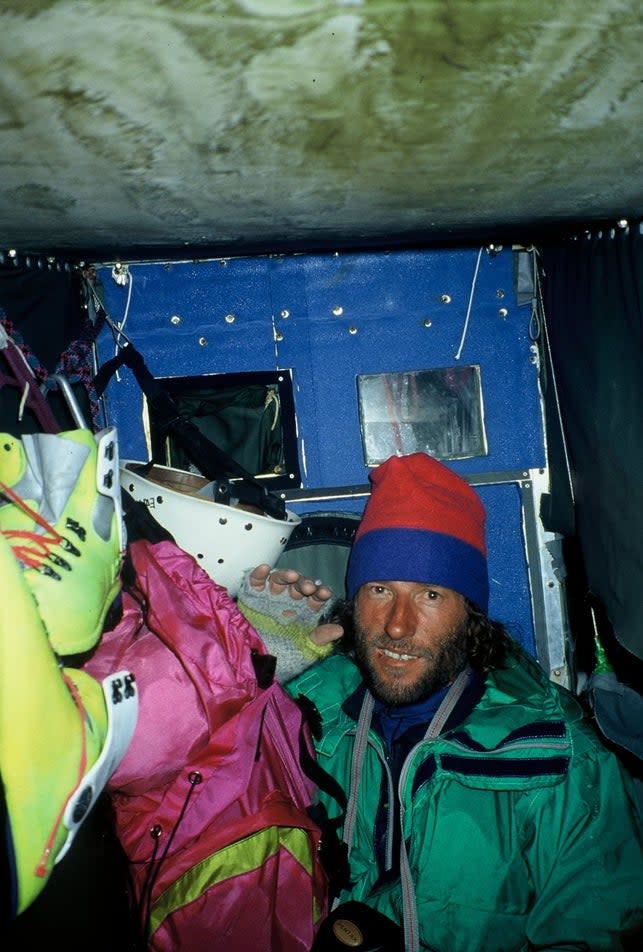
left=352, top=615, right=469, bottom=706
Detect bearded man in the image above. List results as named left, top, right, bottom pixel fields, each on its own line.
left=245, top=452, right=643, bottom=951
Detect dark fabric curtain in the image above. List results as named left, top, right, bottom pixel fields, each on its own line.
left=540, top=223, right=643, bottom=672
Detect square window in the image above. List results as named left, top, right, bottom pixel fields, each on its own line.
left=357, top=365, right=487, bottom=465
left=145, top=370, right=300, bottom=490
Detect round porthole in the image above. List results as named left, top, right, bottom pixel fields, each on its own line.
left=275, top=511, right=361, bottom=600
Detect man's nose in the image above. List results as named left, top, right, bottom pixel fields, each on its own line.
left=383, top=595, right=416, bottom=640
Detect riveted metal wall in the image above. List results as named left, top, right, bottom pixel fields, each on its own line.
left=95, top=246, right=563, bottom=672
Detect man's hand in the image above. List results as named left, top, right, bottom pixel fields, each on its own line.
left=247, top=564, right=343, bottom=646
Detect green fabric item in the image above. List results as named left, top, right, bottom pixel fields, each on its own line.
left=593, top=629, right=613, bottom=674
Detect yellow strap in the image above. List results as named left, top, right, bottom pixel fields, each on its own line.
left=150, top=825, right=317, bottom=936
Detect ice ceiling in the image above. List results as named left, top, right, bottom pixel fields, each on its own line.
left=1, top=0, right=641, bottom=260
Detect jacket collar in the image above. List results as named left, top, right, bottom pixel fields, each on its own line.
left=314, top=649, right=576, bottom=787
left=341, top=670, right=486, bottom=737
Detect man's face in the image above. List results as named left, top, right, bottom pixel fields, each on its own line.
left=353, top=580, right=469, bottom=706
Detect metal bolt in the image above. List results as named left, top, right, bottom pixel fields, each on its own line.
left=280, top=309, right=290, bottom=318
left=332, top=305, right=344, bottom=316
left=440, top=294, right=451, bottom=304
left=423, top=318, right=433, bottom=328
left=275, top=331, right=284, bottom=342
left=496, top=289, right=505, bottom=298
left=498, top=307, right=508, bottom=318
left=224, top=313, right=236, bottom=324
left=170, top=314, right=182, bottom=325
left=198, top=336, right=208, bottom=346
left=348, top=325, right=358, bottom=335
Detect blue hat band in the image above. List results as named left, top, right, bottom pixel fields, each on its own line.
left=346, top=527, right=489, bottom=611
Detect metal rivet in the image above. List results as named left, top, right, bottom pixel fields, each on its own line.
left=498, top=307, right=508, bottom=318
left=224, top=313, right=236, bottom=324
left=275, top=331, right=284, bottom=342
left=423, top=318, right=433, bottom=328
left=348, top=325, right=358, bottom=335
left=170, top=314, right=182, bottom=325
left=198, top=336, right=208, bottom=346
left=440, top=294, right=451, bottom=304
left=332, top=305, right=344, bottom=316
left=280, top=309, right=290, bottom=318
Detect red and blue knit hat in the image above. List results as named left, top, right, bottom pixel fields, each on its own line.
left=346, top=453, right=489, bottom=611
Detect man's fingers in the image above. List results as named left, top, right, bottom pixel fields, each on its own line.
left=247, top=565, right=334, bottom=610
left=307, top=585, right=333, bottom=604
left=267, top=568, right=300, bottom=592
left=248, top=565, right=299, bottom=591
left=248, top=563, right=272, bottom=589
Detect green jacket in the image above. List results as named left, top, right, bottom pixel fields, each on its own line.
left=287, top=648, right=643, bottom=951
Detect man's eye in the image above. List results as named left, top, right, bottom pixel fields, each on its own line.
left=367, top=584, right=389, bottom=596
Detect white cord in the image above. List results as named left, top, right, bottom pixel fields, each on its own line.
left=113, top=267, right=133, bottom=382
left=454, top=246, right=483, bottom=360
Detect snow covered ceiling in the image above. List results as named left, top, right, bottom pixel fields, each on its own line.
left=2, top=0, right=642, bottom=259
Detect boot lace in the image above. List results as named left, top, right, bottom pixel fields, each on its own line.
left=0, top=480, right=83, bottom=578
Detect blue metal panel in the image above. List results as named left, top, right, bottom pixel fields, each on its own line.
left=270, top=247, right=544, bottom=487
left=95, top=245, right=544, bottom=656
left=97, top=246, right=544, bottom=483
left=96, top=256, right=279, bottom=461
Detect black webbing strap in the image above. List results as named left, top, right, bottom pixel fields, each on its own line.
left=94, top=343, right=287, bottom=521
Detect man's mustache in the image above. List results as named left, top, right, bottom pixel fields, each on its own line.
left=365, top=634, right=435, bottom=660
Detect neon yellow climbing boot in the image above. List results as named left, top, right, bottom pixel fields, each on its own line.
left=0, top=528, right=138, bottom=917
left=0, top=427, right=125, bottom=655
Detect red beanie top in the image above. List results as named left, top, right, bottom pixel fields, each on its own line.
left=346, top=453, right=489, bottom=611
